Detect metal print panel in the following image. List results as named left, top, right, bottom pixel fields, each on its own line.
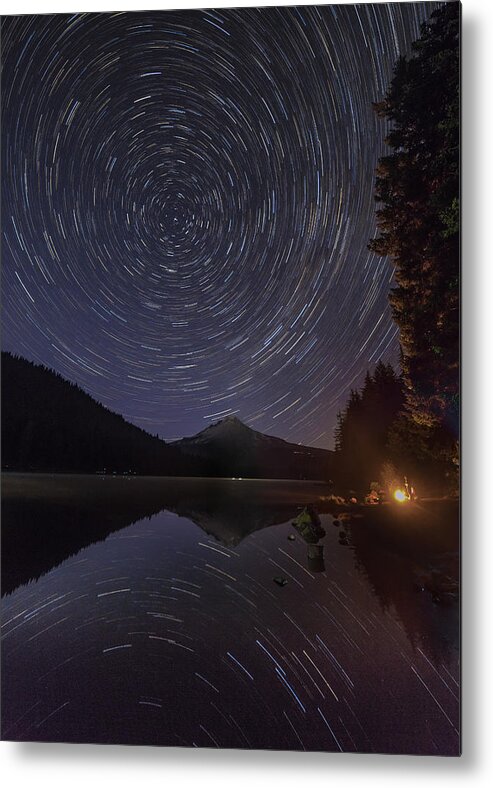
left=1, top=3, right=460, bottom=754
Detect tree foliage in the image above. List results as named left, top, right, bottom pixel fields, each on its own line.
left=369, top=3, right=460, bottom=447
left=334, top=361, right=405, bottom=490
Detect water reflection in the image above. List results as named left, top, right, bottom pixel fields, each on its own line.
left=1, top=475, right=459, bottom=754
left=346, top=509, right=459, bottom=666
left=306, top=544, right=325, bottom=573
left=2, top=475, right=327, bottom=595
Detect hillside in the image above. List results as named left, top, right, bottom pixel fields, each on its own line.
left=1, top=352, right=191, bottom=475
left=1, top=353, right=333, bottom=480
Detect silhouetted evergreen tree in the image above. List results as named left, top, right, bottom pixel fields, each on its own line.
left=334, top=362, right=405, bottom=490
left=369, top=3, right=459, bottom=468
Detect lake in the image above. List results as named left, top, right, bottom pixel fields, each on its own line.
left=1, top=474, right=460, bottom=754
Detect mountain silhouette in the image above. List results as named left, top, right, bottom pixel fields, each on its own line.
left=1, top=352, right=333, bottom=480
left=174, top=414, right=333, bottom=480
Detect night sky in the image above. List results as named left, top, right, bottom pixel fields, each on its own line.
left=1, top=3, right=439, bottom=448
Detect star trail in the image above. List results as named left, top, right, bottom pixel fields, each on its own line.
left=1, top=3, right=439, bottom=447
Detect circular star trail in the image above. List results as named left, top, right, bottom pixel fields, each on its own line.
left=1, top=4, right=439, bottom=447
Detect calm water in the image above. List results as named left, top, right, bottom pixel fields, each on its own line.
left=1, top=476, right=460, bottom=754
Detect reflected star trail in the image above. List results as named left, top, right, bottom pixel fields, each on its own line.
left=1, top=508, right=460, bottom=751
left=1, top=4, right=439, bottom=447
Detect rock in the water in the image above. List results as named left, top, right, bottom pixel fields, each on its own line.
left=273, top=576, right=288, bottom=587
left=292, top=507, right=325, bottom=543
left=306, top=504, right=321, bottom=527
